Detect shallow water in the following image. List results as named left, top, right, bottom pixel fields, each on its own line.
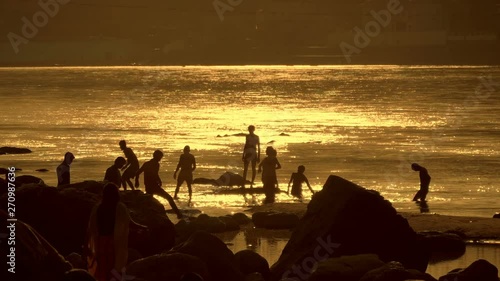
left=216, top=228, right=500, bottom=278
left=1, top=65, right=499, bottom=217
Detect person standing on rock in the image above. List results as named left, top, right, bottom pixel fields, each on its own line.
left=104, top=157, right=127, bottom=188
left=119, top=140, right=139, bottom=191
left=258, top=147, right=281, bottom=204
left=135, top=150, right=183, bottom=219
left=242, top=125, right=260, bottom=189
left=173, top=145, right=196, bottom=201
left=85, top=182, right=130, bottom=281
left=411, top=163, right=431, bottom=202
left=56, top=152, right=75, bottom=187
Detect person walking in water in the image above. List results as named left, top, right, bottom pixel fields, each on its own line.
left=242, top=125, right=260, bottom=188
left=287, top=165, right=315, bottom=201
left=258, top=146, right=281, bottom=204
left=173, top=146, right=196, bottom=201
left=119, top=140, right=139, bottom=190
left=56, top=152, right=75, bottom=186
left=104, top=157, right=127, bottom=188
left=135, top=150, right=183, bottom=219
left=411, top=163, right=431, bottom=202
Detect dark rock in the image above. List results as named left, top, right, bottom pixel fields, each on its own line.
left=280, top=133, right=290, bottom=136
left=193, top=177, right=218, bottom=185
left=418, top=231, right=466, bottom=262
left=0, top=211, right=72, bottom=281
left=235, top=250, right=271, bottom=280
left=307, top=254, right=385, bottom=281
left=127, top=253, right=210, bottom=281
left=14, top=175, right=45, bottom=187
left=270, top=175, right=429, bottom=281
left=1, top=183, right=175, bottom=257
left=246, top=272, right=267, bottom=281
left=59, top=180, right=104, bottom=195
left=195, top=214, right=227, bottom=233
left=233, top=212, right=252, bottom=225
left=65, top=252, right=86, bottom=269
left=174, top=231, right=245, bottom=281
left=36, top=168, right=50, bottom=172
left=252, top=212, right=299, bottom=229
left=216, top=172, right=252, bottom=187
left=360, top=261, right=437, bottom=281
left=494, top=213, right=500, bottom=219
left=438, top=259, right=499, bottom=281
left=215, top=187, right=281, bottom=195
left=219, top=215, right=241, bottom=231
left=62, top=269, right=96, bottom=281
left=127, top=248, right=143, bottom=265
left=0, top=146, right=32, bottom=154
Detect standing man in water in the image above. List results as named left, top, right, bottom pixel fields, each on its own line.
left=135, top=150, right=183, bottom=219
left=173, top=145, right=196, bottom=201
left=57, top=152, right=75, bottom=186
left=242, top=125, right=260, bottom=188
left=411, top=163, right=431, bottom=202
left=119, top=140, right=139, bottom=190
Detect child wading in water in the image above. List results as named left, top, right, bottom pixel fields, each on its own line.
left=287, top=165, right=314, bottom=201
left=258, top=147, right=281, bottom=204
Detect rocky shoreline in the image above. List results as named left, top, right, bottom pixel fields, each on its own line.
left=1, top=175, right=499, bottom=281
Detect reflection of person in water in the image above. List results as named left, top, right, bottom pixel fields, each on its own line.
left=104, top=157, right=126, bottom=188
left=287, top=165, right=314, bottom=201
left=119, top=140, right=139, bottom=190
left=135, top=150, right=182, bottom=219
left=173, top=146, right=196, bottom=201
left=258, top=147, right=281, bottom=204
left=57, top=152, right=75, bottom=186
left=411, top=163, right=431, bottom=202
left=242, top=125, right=260, bottom=188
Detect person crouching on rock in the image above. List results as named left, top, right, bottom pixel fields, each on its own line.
left=57, top=152, right=75, bottom=187
left=135, top=150, right=183, bottom=219
left=258, top=147, right=281, bottom=204
left=84, top=183, right=131, bottom=281
left=411, top=163, right=431, bottom=202
left=104, top=157, right=127, bottom=188
left=287, top=165, right=315, bottom=202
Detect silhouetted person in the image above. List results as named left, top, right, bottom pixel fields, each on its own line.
left=412, top=163, right=431, bottom=202
left=57, top=152, right=75, bottom=187
left=287, top=165, right=314, bottom=201
left=173, top=146, right=196, bottom=200
left=119, top=140, right=139, bottom=190
left=242, top=125, right=260, bottom=188
left=104, top=157, right=126, bottom=188
left=135, top=150, right=182, bottom=219
left=258, top=147, right=281, bottom=204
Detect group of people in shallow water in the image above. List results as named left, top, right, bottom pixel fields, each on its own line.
left=52, top=125, right=432, bottom=281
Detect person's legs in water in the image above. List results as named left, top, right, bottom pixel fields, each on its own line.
left=242, top=160, right=249, bottom=189
left=174, top=177, right=183, bottom=200
left=250, top=159, right=257, bottom=188
left=148, top=187, right=182, bottom=219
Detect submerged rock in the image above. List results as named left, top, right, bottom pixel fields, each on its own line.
left=36, top=168, right=50, bottom=172
left=438, top=259, right=499, bottom=281
left=270, top=175, right=429, bottom=281
left=194, top=172, right=252, bottom=187
left=418, top=231, right=466, bottom=262
left=0, top=146, right=32, bottom=154
left=252, top=212, right=299, bottom=229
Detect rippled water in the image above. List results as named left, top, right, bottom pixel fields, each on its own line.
left=0, top=65, right=499, bottom=217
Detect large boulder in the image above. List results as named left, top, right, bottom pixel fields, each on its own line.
left=438, top=259, right=499, bottom=281
left=270, top=175, right=429, bottom=281
left=126, top=253, right=210, bottom=281
left=0, top=146, right=32, bottom=154
left=174, top=231, right=245, bottom=281
left=235, top=250, right=271, bottom=280
left=360, top=261, right=437, bottom=281
left=307, top=254, right=385, bottom=281
left=0, top=211, right=72, bottom=281
left=252, top=212, right=299, bottom=229
left=1, top=183, right=175, bottom=257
